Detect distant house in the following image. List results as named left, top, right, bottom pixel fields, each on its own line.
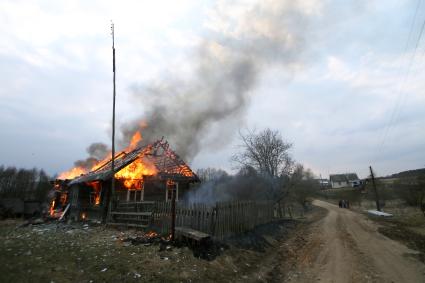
left=315, top=179, right=330, bottom=189
left=329, top=173, right=360, bottom=188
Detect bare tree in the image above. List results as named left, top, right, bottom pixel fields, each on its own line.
left=196, top=168, right=228, bottom=182
left=289, top=165, right=319, bottom=210
left=0, top=165, right=52, bottom=202
left=232, top=128, right=293, bottom=178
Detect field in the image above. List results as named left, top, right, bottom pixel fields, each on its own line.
left=3, top=198, right=425, bottom=282
left=0, top=215, right=307, bottom=283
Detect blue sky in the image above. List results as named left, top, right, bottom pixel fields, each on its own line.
left=0, top=0, right=424, bottom=179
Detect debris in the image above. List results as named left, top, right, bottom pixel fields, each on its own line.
left=101, top=267, right=108, bottom=272
left=134, top=272, right=141, bottom=278
left=59, top=204, right=70, bottom=221
left=367, top=210, right=393, bottom=217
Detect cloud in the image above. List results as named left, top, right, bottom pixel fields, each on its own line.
left=0, top=0, right=424, bottom=180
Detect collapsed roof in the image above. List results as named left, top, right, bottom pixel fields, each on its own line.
left=69, top=139, right=199, bottom=185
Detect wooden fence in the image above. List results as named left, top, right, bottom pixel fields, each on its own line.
left=115, top=200, right=276, bottom=240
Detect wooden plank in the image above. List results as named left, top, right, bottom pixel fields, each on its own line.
left=175, top=227, right=210, bottom=241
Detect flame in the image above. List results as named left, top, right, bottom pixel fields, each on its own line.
left=145, top=231, right=158, bottom=238
left=58, top=166, right=86, bottom=180
left=81, top=212, right=87, bottom=220
left=57, top=130, right=195, bottom=193
left=128, top=131, right=142, bottom=151
left=58, top=131, right=143, bottom=180
left=115, top=158, right=157, bottom=189
left=49, top=200, right=55, bottom=216
left=114, top=131, right=158, bottom=189
left=86, top=181, right=102, bottom=205
left=91, top=153, right=112, bottom=171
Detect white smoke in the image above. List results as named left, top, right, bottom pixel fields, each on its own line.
left=119, top=0, right=323, bottom=160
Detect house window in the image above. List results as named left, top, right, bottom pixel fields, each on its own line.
left=87, top=181, right=102, bottom=206
left=165, top=180, right=178, bottom=201
left=126, top=182, right=144, bottom=202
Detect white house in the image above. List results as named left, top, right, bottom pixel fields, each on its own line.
left=329, top=173, right=360, bottom=189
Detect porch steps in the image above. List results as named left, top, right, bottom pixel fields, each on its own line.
left=109, top=202, right=155, bottom=228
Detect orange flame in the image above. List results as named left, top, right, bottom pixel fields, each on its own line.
left=58, top=131, right=145, bottom=180
left=145, top=231, right=158, bottom=238
left=58, top=166, right=86, bottom=180
left=115, top=158, right=157, bottom=189
left=58, top=130, right=200, bottom=193
left=86, top=181, right=102, bottom=205
left=49, top=200, right=55, bottom=216
left=128, top=131, right=142, bottom=151
left=113, top=131, right=157, bottom=189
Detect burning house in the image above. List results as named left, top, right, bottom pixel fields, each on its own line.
left=50, top=138, right=199, bottom=222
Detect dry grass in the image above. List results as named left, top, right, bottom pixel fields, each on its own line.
left=0, top=217, right=305, bottom=283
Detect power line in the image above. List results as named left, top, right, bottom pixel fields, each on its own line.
left=390, top=11, right=425, bottom=127
left=374, top=0, right=424, bottom=161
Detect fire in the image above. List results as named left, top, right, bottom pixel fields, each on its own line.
left=57, top=130, right=196, bottom=194
left=86, top=181, right=102, bottom=205
left=58, top=131, right=144, bottom=180
left=58, top=166, right=86, bottom=180
left=81, top=212, right=87, bottom=220
left=49, top=200, right=55, bottom=216
left=177, top=165, right=194, bottom=177
left=91, top=153, right=112, bottom=171
left=115, top=157, right=157, bottom=189
left=145, top=231, right=158, bottom=238
left=128, top=131, right=142, bottom=151
left=114, top=131, right=158, bottom=189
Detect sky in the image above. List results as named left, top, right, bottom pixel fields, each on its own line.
left=0, top=0, right=424, bottom=179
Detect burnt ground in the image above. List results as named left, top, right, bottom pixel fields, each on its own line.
left=0, top=208, right=325, bottom=283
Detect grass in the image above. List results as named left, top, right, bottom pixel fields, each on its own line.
left=0, top=220, right=233, bottom=282
left=0, top=217, right=305, bottom=283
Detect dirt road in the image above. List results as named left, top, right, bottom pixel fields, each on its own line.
left=287, top=200, right=425, bottom=283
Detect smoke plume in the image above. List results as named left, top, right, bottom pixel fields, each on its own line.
left=119, top=0, right=318, bottom=160
left=184, top=166, right=283, bottom=205
left=73, top=142, right=109, bottom=170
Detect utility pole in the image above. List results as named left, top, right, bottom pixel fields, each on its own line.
left=369, top=166, right=381, bottom=211
left=110, top=22, right=117, bottom=214
left=104, top=22, right=117, bottom=223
